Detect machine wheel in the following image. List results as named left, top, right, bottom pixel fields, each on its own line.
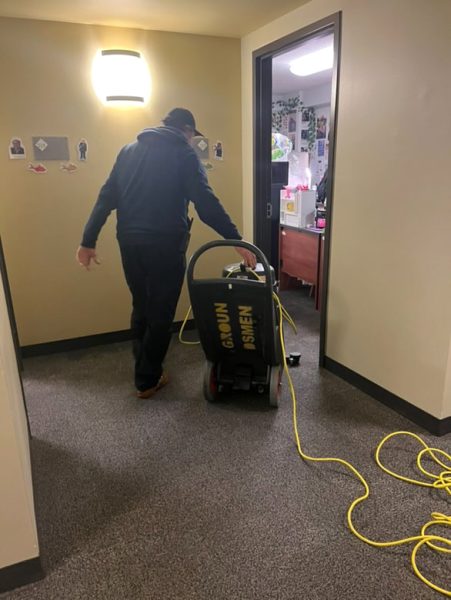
left=269, top=365, right=282, bottom=408
left=203, top=361, right=219, bottom=403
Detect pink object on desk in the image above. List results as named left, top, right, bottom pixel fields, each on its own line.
left=316, top=218, right=326, bottom=228
left=282, top=186, right=293, bottom=199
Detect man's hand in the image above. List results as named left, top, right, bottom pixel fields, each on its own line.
left=235, top=246, right=257, bottom=269
left=76, top=246, right=100, bottom=270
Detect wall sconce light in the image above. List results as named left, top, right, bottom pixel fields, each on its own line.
left=92, top=49, right=151, bottom=105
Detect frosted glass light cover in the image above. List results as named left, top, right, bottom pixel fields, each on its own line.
left=92, top=49, right=151, bottom=105
left=289, top=46, right=333, bottom=77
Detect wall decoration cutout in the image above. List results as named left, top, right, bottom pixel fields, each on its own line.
left=213, top=141, right=223, bottom=160
left=60, top=162, right=78, bottom=173
left=32, top=136, right=70, bottom=161
left=202, top=161, right=214, bottom=171
left=27, top=163, right=47, bottom=174
left=78, top=139, right=88, bottom=161
left=9, top=138, right=26, bottom=159
left=193, top=137, right=209, bottom=160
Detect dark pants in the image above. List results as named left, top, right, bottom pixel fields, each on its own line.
left=119, top=243, right=186, bottom=391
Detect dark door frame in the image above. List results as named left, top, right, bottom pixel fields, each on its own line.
left=253, top=12, right=341, bottom=365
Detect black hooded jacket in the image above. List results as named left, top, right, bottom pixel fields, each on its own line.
left=81, top=126, right=241, bottom=248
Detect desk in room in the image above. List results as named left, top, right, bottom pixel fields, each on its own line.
left=279, top=225, right=324, bottom=310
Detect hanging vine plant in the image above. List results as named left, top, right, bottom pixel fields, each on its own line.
left=306, top=107, right=316, bottom=151
left=272, top=96, right=304, bottom=132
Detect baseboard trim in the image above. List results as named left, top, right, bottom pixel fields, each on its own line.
left=21, top=320, right=196, bottom=358
left=324, top=356, right=451, bottom=437
left=0, top=557, right=44, bottom=594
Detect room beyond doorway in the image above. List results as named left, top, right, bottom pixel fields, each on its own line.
left=253, top=12, right=341, bottom=365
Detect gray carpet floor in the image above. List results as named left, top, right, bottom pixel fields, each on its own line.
left=3, top=289, right=450, bottom=599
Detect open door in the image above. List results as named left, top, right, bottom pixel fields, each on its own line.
left=0, top=236, right=30, bottom=436
left=0, top=237, right=22, bottom=370
left=253, top=54, right=273, bottom=263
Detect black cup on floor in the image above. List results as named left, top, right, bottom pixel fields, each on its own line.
left=287, top=352, right=301, bottom=367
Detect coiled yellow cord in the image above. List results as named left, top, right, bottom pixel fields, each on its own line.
left=272, top=293, right=451, bottom=597
left=183, top=264, right=450, bottom=594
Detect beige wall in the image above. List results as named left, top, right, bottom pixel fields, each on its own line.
left=444, top=339, right=451, bottom=420
left=242, top=0, right=451, bottom=419
left=0, top=275, right=39, bottom=568
left=0, top=18, right=243, bottom=346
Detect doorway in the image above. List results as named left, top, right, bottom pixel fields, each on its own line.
left=253, top=13, right=341, bottom=364
left=0, top=236, right=30, bottom=435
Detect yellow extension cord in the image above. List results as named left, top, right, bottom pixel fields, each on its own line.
left=273, top=293, right=451, bottom=597
left=182, top=267, right=451, bottom=596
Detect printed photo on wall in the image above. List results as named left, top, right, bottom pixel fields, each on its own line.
left=301, top=129, right=309, bottom=141
left=288, top=133, right=296, bottom=151
left=288, top=113, right=297, bottom=133
left=317, top=139, right=325, bottom=157
left=213, top=141, right=223, bottom=160
left=9, top=137, right=26, bottom=159
left=316, top=116, right=327, bottom=139
left=301, top=109, right=310, bottom=123
left=78, top=138, right=88, bottom=161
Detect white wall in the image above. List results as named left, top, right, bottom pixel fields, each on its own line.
left=272, top=82, right=331, bottom=105
left=243, top=0, right=451, bottom=420
left=0, top=274, right=39, bottom=568
left=302, top=82, right=332, bottom=107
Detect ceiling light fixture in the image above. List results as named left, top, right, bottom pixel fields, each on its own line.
left=92, top=49, right=151, bottom=105
left=289, top=46, right=333, bottom=77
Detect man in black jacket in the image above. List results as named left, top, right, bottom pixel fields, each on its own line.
left=317, top=168, right=328, bottom=204
left=77, top=108, right=255, bottom=399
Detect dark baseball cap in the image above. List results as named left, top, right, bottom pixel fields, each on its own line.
left=162, top=107, right=203, bottom=137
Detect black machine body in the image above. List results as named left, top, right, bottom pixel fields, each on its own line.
left=187, top=240, right=284, bottom=407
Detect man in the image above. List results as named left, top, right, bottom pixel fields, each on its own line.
left=10, top=139, right=25, bottom=155
left=78, top=139, right=88, bottom=161
left=76, top=108, right=256, bottom=399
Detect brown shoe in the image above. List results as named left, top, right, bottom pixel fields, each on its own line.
left=137, top=371, right=169, bottom=399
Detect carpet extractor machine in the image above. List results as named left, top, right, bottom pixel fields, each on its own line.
left=187, top=240, right=284, bottom=407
